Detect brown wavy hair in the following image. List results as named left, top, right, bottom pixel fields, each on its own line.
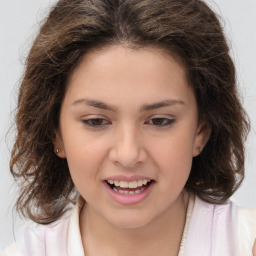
left=10, top=0, right=250, bottom=224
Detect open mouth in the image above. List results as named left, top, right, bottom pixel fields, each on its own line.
left=105, top=179, right=153, bottom=195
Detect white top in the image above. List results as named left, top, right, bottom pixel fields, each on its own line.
left=1, top=194, right=256, bottom=256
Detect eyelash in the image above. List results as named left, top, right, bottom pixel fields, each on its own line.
left=82, top=117, right=175, bottom=128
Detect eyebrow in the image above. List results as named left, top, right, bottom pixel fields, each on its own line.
left=72, top=98, right=185, bottom=112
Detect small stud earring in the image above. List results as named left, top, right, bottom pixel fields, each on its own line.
left=56, top=149, right=60, bottom=154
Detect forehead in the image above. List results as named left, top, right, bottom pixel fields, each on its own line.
left=64, top=45, right=195, bottom=110
left=77, top=45, right=186, bottom=75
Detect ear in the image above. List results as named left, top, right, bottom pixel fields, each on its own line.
left=53, top=131, right=66, bottom=159
left=192, top=122, right=211, bottom=157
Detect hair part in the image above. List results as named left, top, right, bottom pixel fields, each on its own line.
left=10, top=0, right=250, bottom=224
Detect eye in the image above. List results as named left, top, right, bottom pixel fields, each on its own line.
left=146, top=117, right=175, bottom=127
left=82, top=118, right=110, bottom=128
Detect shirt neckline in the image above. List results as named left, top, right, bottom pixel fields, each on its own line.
left=68, top=193, right=195, bottom=256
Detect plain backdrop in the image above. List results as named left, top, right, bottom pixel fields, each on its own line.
left=0, top=0, right=255, bottom=250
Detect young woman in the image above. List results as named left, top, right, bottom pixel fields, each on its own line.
left=2, top=0, right=256, bottom=255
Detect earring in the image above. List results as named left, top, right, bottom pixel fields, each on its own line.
left=56, top=148, right=60, bottom=154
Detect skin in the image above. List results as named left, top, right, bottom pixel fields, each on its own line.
left=55, top=45, right=210, bottom=256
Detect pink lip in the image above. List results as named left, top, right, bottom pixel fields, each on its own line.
left=104, top=175, right=152, bottom=182
left=103, top=180, right=155, bottom=205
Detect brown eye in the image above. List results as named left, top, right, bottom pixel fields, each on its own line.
left=82, top=118, right=110, bottom=127
left=147, top=118, right=175, bottom=127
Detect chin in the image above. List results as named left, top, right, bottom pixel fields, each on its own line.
left=106, top=211, right=154, bottom=229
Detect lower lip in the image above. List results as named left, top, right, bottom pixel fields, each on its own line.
left=103, top=181, right=155, bottom=205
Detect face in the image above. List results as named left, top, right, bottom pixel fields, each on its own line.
left=56, top=45, right=208, bottom=229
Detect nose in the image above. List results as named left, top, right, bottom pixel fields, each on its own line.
left=109, top=125, right=147, bottom=168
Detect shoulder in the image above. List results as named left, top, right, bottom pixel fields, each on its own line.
left=238, top=205, right=256, bottom=225
left=191, top=196, right=256, bottom=255
left=0, top=244, right=19, bottom=256
left=200, top=198, right=256, bottom=254
left=1, top=209, right=72, bottom=256
left=238, top=205, right=256, bottom=254
left=1, top=198, right=84, bottom=256
left=25, top=212, right=71, bottom=254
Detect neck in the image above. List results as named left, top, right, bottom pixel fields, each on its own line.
left=80, top=191, right=189, bottom=256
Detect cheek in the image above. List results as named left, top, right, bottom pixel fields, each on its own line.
left=149, top=129, right=195, bottom=179
left=151, top=140, right=193, bottom=199
left=64, top=141, right=109, bottom=202
left=63, top=133, right=108, bottom=183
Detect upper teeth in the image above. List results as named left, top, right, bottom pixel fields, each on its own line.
left=107, top=179, right=151, bottom=188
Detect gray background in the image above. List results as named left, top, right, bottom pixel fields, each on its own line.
left=0, top=0, right=255, bottom=249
